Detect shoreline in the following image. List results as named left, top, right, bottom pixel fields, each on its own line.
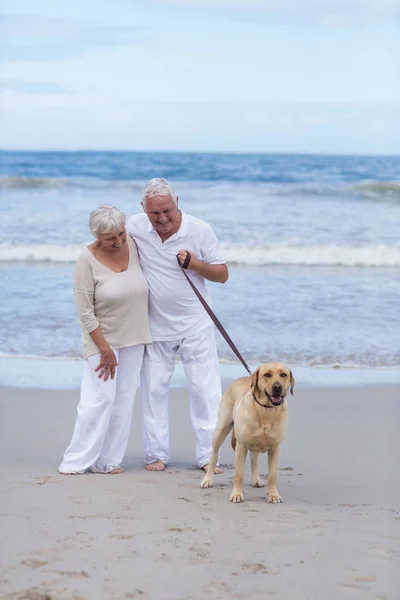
left=1, top=384, right=399, bottom=599
left=1, top=355, right=400, bottom=391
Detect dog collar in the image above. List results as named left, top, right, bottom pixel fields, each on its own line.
left=252, top=391, right=284, bottom=409
left=252, top=392, right=274, bottom=409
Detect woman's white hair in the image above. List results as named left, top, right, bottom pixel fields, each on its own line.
left=89, top=205, right=126, bottom=238
left=142, top=178, right=177, bottom=207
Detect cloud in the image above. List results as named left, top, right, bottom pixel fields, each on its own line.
left=0, top=78, right=71, bottom=94
left=146, top=0, right=400, bottom=24
left=0, top=14, right=143, bottom=62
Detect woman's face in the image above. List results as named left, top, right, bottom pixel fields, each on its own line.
left=97, top=226, right=127, bottom=252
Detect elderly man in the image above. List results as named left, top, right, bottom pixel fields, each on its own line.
left=126, top=178, right=228, bottom=472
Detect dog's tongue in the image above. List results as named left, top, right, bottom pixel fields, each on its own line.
left=272, top=394, right=282, bottom=404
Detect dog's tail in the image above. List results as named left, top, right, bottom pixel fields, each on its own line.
left=231, top=429, right=237, bottom=451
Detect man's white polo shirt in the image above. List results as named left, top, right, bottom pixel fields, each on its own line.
left=126, top=211, right=226, bottom=342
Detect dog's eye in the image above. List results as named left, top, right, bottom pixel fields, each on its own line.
left=264, top=373, right=272, bottom=378
left=280, top=373, right=287, bottom=378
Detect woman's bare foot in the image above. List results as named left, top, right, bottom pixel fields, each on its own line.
left=145, top=460, right=166, bottom=471
left=202, top=464, right=224, bottom=475
left=108, top=467, right=125, bottom=474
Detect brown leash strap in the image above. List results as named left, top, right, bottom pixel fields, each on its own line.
left=177, top=252, right=252, bottom=375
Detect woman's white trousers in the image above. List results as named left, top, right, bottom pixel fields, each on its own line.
left=59, top=344, right=144, bottom=474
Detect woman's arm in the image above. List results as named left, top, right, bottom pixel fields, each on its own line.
left=74, top=255, right=117, bottom=381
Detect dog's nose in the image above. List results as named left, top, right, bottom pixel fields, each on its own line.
left=272, top=383, right=282, bottom=394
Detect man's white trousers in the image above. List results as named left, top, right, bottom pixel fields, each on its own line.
left=59, top=344, right=144, bottom=474
left=140, top=326, right=222, bottom=468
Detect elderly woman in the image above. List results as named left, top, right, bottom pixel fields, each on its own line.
left=59, top=205, right=151, bottom=475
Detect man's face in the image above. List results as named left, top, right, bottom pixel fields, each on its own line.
left=142, top=195, right=179, bottom=236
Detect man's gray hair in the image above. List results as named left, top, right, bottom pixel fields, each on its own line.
left=89, top=205, right=126, bottom=238
left=142, top=178, right=177, bottom=207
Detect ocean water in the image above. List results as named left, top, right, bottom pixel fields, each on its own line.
left=1, top=151, right=399, bottom=387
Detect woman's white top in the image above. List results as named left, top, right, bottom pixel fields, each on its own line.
left=74, top=235, right=152, bottom=358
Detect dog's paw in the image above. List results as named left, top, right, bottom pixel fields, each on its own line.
left=229, top=490, right=244, bottom=503
left=267, top=491, right=283, bottom=504
left=252, top=477, right=265, bottom=488
left=200, top=477, right=213, bottom=489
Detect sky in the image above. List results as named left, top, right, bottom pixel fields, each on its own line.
left=0, top=0, right=399, bottom=154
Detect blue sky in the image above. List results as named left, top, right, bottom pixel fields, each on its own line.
left=0, top=0, right=399, bottom=154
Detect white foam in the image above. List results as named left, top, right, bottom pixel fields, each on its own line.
left=1, top=176, right=399, bottom=199
left=1, top=242, right=400, bottom=267
left=220, top=243, right=400, bottom=267
left=0, top=243, right=85, bottom=263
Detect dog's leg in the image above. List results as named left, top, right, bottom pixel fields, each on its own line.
left=267, top=445, right=283, bottom=503
left=229, top=443, right=247, bottom=503
left=250, top=452, right=265, bottom=488
left=200, top=413, right=233, bottom=489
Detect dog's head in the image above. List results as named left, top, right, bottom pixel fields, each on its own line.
left=251, top=362, right=295, bottom=407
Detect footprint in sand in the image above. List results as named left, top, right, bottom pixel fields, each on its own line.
left=2, top=588, right=85, bottom=600
left=189, top=544, right=211, bottom=561
left=21, top=559, right=48, bottom=569
left=338, top=583, right=364, bottom=590
left=202, top=581, right=232, bottom=594
left=55, top=570, right=89, bottom=579
left=125, top=590, right=151, bottom=599
left=33, top=477, right=51, bottom=486
left=168, top=526, right=198, bottom=533
left=241, top=562, right=279, bottom=575
left=138, top=478, right=161, bottom=485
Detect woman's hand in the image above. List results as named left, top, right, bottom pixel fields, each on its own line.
left=95, top=346, right=118, bottom=381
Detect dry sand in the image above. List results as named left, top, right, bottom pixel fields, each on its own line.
left=0, top=383, right=399, bottom=600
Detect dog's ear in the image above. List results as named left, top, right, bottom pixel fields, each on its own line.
left=290, top=370, right=295, bottom=396
left=251, top=367, right=260, bottom=391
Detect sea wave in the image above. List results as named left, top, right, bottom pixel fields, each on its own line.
left=0, top=176, right=144, bottom=190
left=221, top=244, right=400, bottom=267
left=1, top=175, right=399, bottom=199
left=354, top=180, right=400, bottom=199
left=1, top=242, right=400, bottom=267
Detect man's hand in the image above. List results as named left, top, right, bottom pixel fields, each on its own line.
left=177, top=249, right=228, bottom=284
left=177, top=250, right=199, bottom=271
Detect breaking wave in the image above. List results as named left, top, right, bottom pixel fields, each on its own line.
left=1, top=176, right=400, bottom=199
left=1, top=243, right=400, bottom=267
left=353, top=180, right=400, bottom=199
left=0, top=176, right=143, bottom=190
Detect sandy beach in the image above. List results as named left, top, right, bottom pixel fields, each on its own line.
left=0, top=383, right=399, bottom=600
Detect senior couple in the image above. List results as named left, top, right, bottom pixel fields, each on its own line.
left=59, top=178, right=228, bottom=475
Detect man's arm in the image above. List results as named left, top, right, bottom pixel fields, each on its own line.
left=177, top=250, right=228, bottom=283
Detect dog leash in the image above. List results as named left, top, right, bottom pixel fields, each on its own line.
left=177, top=252, right=252, bottom=375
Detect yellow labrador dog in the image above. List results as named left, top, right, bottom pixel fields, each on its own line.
left=200, top=362, right=295, bottom=503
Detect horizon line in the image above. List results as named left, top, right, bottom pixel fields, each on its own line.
left=1, top=149, right=399, bottom=159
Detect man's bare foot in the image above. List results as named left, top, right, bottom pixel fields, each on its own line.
left=108, top=467, right=125, bottom=474
left=202, top=464, right=224, bottom=475
left=145, top=460, right=166, bottom=471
